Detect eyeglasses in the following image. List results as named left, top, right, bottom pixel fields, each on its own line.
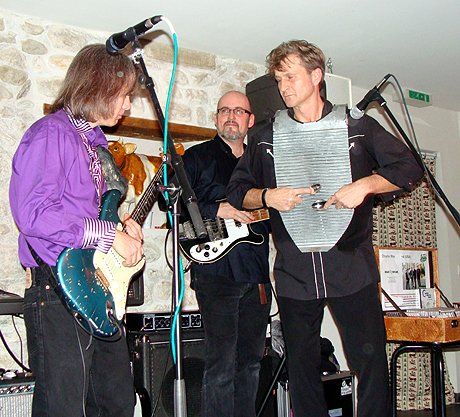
left=217, top=107, right=251, bottom=117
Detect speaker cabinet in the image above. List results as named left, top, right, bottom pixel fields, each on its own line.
left=0, top=376, right=34, bottom=417
left=129, top=327, right=205, bottom=417
left=275, top=371, right=355, bottom=417
left=246, top=75, right=287, bottom=135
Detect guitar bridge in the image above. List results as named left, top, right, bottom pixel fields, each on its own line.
left=206, top=217, right=228, bottom=241
left=95, top=268, right=110, bottom=294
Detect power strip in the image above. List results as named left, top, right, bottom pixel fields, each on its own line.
left=144, top=312, right=202, bottom=331
left=126, top=312, right=203, bottom=332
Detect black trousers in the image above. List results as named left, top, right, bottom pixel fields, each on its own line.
left=24, top=267, right=135, bottom=417
left=278, top=282, right=391, bottom=417
left=194, top=279, right=271, bottom=417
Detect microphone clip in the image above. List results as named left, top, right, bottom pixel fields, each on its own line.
left=349, top=74, right=391, bottom=120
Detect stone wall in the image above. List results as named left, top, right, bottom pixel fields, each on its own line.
left=0, top=9, right=268, bottom=370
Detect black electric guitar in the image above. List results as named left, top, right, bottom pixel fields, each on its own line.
left=179, top=208, right=269, bottom=264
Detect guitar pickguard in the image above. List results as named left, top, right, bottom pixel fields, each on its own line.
left=180, top=216, right=266, bottom=264
left=93, top=248, right=145, bottom=321
left=57, top=189, right=146, bottom=337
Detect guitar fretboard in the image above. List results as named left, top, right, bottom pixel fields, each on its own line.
left=252, top=208, right=270, bottom=222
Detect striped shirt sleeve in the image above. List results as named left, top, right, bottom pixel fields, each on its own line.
left=82, top=218, right=116, bottom=253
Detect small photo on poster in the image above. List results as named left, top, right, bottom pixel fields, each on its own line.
left=402, top=262, right=426, bottom=290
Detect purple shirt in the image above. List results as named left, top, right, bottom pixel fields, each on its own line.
left=10, top=109, right=115, bottom=267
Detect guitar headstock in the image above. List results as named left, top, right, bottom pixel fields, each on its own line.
left=161, top=142, right=185, bottom=157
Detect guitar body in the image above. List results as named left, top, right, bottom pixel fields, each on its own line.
left=180, top=218, right=265, bottom=264
left=56, top=190, right=145, bottom=337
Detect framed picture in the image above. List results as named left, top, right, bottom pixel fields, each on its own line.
left=374, top=247, right=438, bottom=311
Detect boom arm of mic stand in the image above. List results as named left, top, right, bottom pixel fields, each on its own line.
left=133, top=45, right=207, bottom=238
left=373, top=92, right=460, bottom=228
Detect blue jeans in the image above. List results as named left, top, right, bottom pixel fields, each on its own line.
left=278, top=282, right=391, bottom=417
left=194, top=278, right=271, bottom=417
left=23, top=268, right=135, bottom=417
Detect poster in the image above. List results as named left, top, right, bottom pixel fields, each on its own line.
left=379, top=249, right=432, bottom=311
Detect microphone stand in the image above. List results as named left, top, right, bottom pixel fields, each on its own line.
left=130, top=40, right=205, bottom=417
left=370, top=91, right=460, bottom=228
left=164, top=185, right=187, bottom=417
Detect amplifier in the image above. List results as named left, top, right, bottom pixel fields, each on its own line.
left=276, top=371, right=355, bottom=417
left=127, top=312, right=205, bottom=417
left=128, top=326, right=205, bottom=417
left=126, top=272, right=144, bottom=307
left=0, top=375, right=34, bottom=417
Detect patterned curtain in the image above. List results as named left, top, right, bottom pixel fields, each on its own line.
left=372, top=155, right=455, bottom=410
left=372, top=156, right=437, bottom=249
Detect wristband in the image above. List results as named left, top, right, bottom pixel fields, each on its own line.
left=261, top=188, right=269, bottom=208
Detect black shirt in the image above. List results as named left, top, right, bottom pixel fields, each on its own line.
left=227, top=101, right=423, bottom=300
left=182, top=135, right=270, bottom=284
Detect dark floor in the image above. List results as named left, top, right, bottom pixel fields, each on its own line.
left=397, top=403, right=460, bottom=416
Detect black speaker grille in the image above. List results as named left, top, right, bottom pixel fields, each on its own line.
left=161, top=356, right=204, bottom=416
left=130, top=328, right=205, bottom=417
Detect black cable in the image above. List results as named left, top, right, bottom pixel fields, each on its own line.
left=0, top=327, right=31, bottom=372
left=164, top=227, right=192, bottom=273
left=11, top=315, right=25, bottom=368
left=268, top=280, right=279, bottom=318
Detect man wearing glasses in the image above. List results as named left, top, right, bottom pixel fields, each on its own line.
left=181, top=91, right=272, bottom=417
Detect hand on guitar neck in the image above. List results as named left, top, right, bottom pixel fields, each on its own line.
left=217, top=201, right=255, bottom=224
left=112, top=213, right=144, bottom=267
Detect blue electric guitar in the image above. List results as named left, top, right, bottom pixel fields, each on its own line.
left=56, top=166, right=165, bottom=337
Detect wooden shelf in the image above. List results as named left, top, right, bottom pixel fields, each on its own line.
left=43, top=104, right=216, bottom=142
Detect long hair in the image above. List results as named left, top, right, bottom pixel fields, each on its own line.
left=266, top=40, right=325, bottom=87
left=50, top=44, right=138, bottom=122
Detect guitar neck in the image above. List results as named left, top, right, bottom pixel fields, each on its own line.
left=124, top=144, right=184, bottom=229
left=125, top=165, right=165, bottom=228
left=250, top=208, right=270, bottom=223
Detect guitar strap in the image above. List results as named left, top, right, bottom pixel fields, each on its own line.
left=64, top=107, right=105, bottom=208
left=97, top=146, right=128, bottom=195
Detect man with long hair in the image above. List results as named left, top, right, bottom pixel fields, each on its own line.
left=10, top=44, right=144, bottom=416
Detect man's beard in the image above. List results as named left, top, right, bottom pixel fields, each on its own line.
left=218, top=124, right=245, bottom=141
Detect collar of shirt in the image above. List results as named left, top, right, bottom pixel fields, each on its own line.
left=64, top=107, right=106, bottom=147
left=214, top=134, right=246, bottom=160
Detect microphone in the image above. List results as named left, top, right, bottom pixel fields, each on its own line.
left=106, top=16, right=163, bottom=53
left=350, top=74, right=391, bottom=120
